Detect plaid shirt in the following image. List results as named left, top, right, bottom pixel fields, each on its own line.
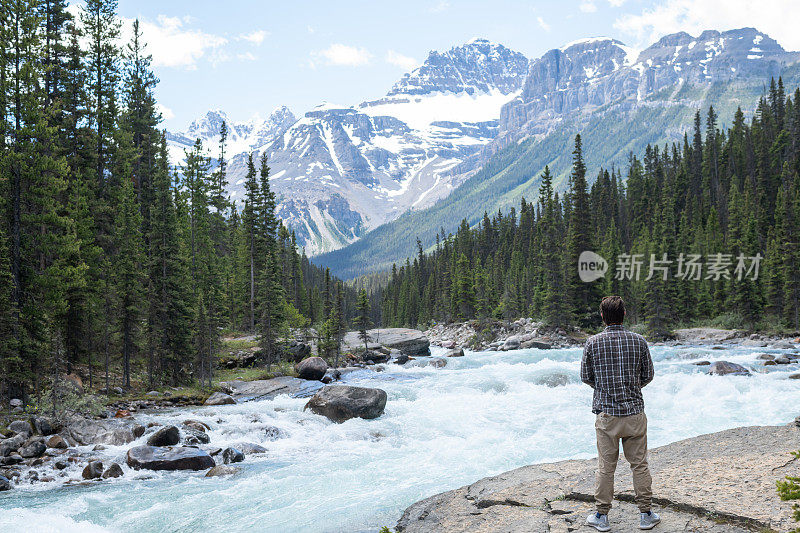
left=580, top=324, right=654, bottom=416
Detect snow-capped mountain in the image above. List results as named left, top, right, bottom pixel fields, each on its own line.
left=500, top=28, right=798, bottom=138
left=316, top=28, right=800, bottom=279
left=166, top=106, right=297, bottom=169
left=167, top=39, right=528, bottom=255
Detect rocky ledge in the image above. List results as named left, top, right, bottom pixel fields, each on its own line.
left=426, top=319, right=585, bottom=352
left=397, top=424, right=800, bottom=532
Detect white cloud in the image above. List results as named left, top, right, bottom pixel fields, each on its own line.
left=156, top=103, right=174, bottom=120
left=385, top=50, right=419, bottom=71
left=429, top=1, right=450, bottom=13
left=122, top=15, right=228, bottom=70
left=580, top=1, right=598, bottom=13
left=615, top=0, right=800, bottom=49
left=608, top=0, right=626, bottom=6
left=239, top=30, right=268, bottom=45
left=237, top=52, right=257, bottom=61
left=537, top=16, right=551, bottom=32
left=307, top=25, right=315, bottom=34
left=313, top=44, right=373, bottom=67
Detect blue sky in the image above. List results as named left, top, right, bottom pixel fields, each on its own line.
left=114, top=0, right=800, bottom=130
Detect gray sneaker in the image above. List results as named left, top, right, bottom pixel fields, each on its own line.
left=587, top=512, right=611, bottom=532
left=639, top=511, right=661, bottom=530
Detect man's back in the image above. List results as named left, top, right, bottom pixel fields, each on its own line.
left=580, top=324, right=654, bottom=416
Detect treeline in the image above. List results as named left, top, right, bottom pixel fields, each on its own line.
left=382, top=78, right=800, bottom=335
left=0, top=0, right=352, bottom=401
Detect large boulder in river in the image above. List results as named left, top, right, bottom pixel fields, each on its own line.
left=366, top=328, right=430, bottom=356
left=708, top=361, right=750, bottom=376
left=147, top=426, right=180, bottom=447
left=126, top=445, right=215, bottom=471
left=204, top=392, right=236, bottom=406
left=304, top=385, right=387, bottom=423
left=66, top=419, right=137, bottom=446
left=295, top=357, right=328, bottom=381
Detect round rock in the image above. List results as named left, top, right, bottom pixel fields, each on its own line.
left=304, top=385, right=387, bottom=423
left=295, top=357, right=328, bottom=381
left=147, top=426, right=180, bottom=447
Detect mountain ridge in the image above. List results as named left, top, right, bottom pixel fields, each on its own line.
left=314, top=27, right=800, bottom=279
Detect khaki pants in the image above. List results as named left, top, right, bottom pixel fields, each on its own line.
left=595, top=411, right=652, bottom=514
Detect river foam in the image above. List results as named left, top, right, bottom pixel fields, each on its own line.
left=1, top=344, right=799, bottom=532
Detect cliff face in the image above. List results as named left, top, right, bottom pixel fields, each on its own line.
left=396, top=424, right=800, bottom=532
left=500, top=28, right=799, bottom=137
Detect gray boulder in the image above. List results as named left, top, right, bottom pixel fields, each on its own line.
left=233, top=442, right=267, bottom=455
left=295, top=357, right=328, bottom=381
left=757, top=353, right=775, bottom=360
left=364, top=328, right=430, bottom=356
left=147, top=426, right=180, bottom=447
left=205, top=465, right=240, bottom=477
left=222, top=447, right=244, bottom=464
left=126, top=445, right=215, bottom=471
left=82, top=461, right=104, bottom=480
left=708, top=361, right=750, bottom=376
left=183, top=427, right=210, bottom=445
left=0, top=475, right=10, bottom=491
left=521, top=339, right=552, bottom=350
left=66, top=419, right=137, bottom=446
left=9, top=399, right=22, bottom=408
left=305, top=385, right=387, bottom=423
left=204, top=392, right=236, bottom=406
left=8, top=420, right=32, bottom=437
left=501, top=337, right=521, bottom=351
left=0, top=435, right=25, bottom=457
left=19, top=438, right=46, bottom=458
left=445, top=348, right=465, bottom=357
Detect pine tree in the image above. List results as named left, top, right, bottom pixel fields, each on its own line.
left=356, top=289, right=371, bottom=353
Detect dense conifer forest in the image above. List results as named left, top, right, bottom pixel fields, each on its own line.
left=0, top=0, right=354, bottom=402
left=381, top=81, right=800, bottom=336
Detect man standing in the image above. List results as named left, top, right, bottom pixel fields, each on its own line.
left=581, top=296, right=659, bottom=531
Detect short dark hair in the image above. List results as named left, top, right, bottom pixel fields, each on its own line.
left=600, top=296, right=625, bottom=325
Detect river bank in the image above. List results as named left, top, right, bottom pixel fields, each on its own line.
left=396, top=423, right=800, bottom=532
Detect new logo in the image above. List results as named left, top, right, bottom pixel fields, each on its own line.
left=578, top=251, right=608, bottom=282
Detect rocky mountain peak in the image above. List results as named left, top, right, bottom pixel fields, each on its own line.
left=387, top=39, right=529, bottom=97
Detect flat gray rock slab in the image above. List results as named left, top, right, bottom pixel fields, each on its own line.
left=220, top=376, right=324, bottom=401
left=397, top=425, right=800, bottom=532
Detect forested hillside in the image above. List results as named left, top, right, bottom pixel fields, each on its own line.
left=381, top=82, right=800, bottom=335
left=0, top=0, right=352, bottom=402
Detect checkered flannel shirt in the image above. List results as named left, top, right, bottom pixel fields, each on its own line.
left=580, top=324, right=654, bottom=416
